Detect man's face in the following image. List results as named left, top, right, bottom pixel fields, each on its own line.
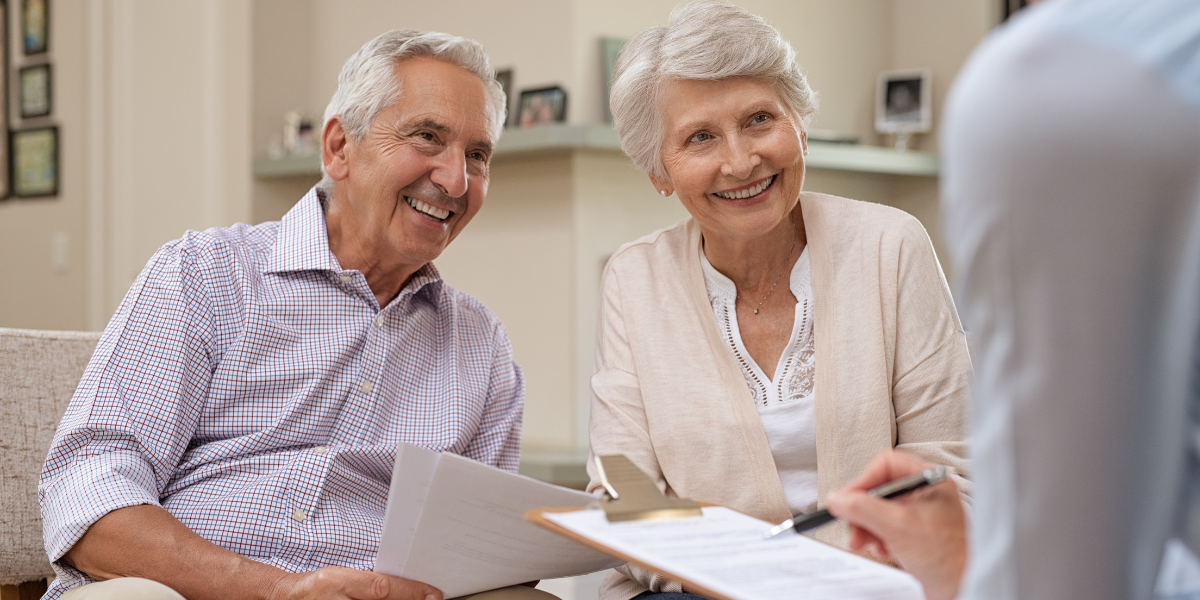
left=332, top=57, right=495, bottom=273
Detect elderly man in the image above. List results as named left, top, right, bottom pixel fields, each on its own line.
left=39, top=30, right=548, bottom=600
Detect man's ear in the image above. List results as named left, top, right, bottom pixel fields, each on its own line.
left=322, top=117, right=351, bottom=181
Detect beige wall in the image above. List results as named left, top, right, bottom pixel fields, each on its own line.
left=0, top=0, right=87, bottom=330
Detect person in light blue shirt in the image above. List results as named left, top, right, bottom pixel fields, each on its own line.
left=827, top=1, right=1200, bottom=599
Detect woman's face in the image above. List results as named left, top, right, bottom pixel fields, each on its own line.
left=654, top=77, right=807, bottom=244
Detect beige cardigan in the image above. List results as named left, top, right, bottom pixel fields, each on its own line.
left=587, top=192, right=971, bottom=600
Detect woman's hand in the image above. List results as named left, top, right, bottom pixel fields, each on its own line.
left=826, top=451, right=967, bottom=600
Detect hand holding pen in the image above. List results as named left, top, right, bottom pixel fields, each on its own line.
left=825, top=450, right=968, bottom=600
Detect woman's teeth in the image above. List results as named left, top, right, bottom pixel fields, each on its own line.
left=715, top=175, right=775, bottom=200
left=406, top=196, right=450, bottom=221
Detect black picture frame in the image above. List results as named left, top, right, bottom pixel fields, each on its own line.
left=0, top=0, right=11, bottom=200
left=18, top=62, right=50, bottom=119
left=494, top=68, right=513, bottom=127
left=11, top=125, right=57, bottom=197
left=1001, top=0, right=1029, bottom=22
left=22, top=0, right=46, bottom=55
left=516, top=86, right=568, bottom=128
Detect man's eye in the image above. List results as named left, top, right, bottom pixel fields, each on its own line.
left=418, top=131, right=436, bottom=141
left=468, top=151, right=487, bottom=162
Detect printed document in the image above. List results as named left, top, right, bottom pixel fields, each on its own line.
left=374, top=444, right=621, bottom=598
left=544, top=506, right=924, bottom=600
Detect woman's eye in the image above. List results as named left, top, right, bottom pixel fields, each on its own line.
left=688, top=132, right=711, bottom=143
left=751, top=113, right=770, bottom=125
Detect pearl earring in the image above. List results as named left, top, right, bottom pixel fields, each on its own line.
left=659, top=190, right=668, bottom=196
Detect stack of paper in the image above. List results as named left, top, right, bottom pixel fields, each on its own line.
left=375, top=444, right=622, bottom=597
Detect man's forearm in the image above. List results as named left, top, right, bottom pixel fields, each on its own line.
left=63, top=504, right=286, bottom=600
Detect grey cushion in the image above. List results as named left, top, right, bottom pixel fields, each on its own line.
left=0, top=327, right=100, bottom=585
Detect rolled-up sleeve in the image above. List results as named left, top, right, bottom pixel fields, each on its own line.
left=40, top=241, right=215, bottom=563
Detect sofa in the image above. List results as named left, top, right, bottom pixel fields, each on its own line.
left=0, top=328, right=101, bottom=599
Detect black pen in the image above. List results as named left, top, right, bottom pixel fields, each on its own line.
left=764, top=465, right=948, bottom=539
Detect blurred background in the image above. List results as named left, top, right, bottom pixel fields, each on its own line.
left=0, top=0, right=1001, bottom=487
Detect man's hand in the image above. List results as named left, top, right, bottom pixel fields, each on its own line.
left=268, top=567, right=441, bottom=600
left=825, top=451, right=967, bottom=600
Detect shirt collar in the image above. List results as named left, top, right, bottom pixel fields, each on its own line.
left=266, top=187, right=341, bottom=274
left=267, top=187, right=447, bottom=306
left=700, top=244, right=811, bottom=300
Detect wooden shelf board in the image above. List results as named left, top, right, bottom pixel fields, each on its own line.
left=253, top=124, right=937, bottom=179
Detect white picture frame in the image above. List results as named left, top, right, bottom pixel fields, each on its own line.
left=875, top=69, right=932, bottom=135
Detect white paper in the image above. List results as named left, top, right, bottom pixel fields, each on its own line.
left=545, top=506, right=924, bottom=600
left=375, top=444, right=622, bottom=598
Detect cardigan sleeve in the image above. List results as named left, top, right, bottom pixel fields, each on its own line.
left=587, top=258, right=686, bottom=595
left=888, top=217, right=973, bottom=495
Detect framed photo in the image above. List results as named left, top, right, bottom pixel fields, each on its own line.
left=516, top=86, right=567, bottom=128
left=875, top=69, right=932, bottom=135
left=0, top=0, right=11, bottom=198
left=19, top=63, right=50, bottom=118
left=11, top=126, right=57, bottom=197
left=600, top=38, right=627, bottom=124
left=494, top=68, right=513, bottom=127
left=1001, top=0, right=1029, bottom=22
left=22, top=0, right=46, bottom=55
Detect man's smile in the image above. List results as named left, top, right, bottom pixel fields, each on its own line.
left=405, top=195, right=452, bottom=222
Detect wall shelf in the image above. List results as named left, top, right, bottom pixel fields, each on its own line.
left=252, top=124, right=938, bottom=179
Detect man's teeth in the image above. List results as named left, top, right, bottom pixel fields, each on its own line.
left=406, top=197, right=450, bottom=220
left=715, top=176, right=774, bottom=200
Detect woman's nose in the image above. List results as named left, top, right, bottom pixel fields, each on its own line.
left=720, top=137, right=761, bottom=179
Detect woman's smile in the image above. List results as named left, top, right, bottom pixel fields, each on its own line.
left=714, top=174, right=777, bottom=201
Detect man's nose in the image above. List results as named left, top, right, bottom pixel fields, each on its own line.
left=720, top=135, right=761, bottom=179
left=430, top=151, right=469, bottom=198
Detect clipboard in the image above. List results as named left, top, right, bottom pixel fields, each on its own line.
left=528, top=454, right=726, bottom=598
left=526, top=504, right=734, bottom=600
left=525, top=455, right=924, bottom=600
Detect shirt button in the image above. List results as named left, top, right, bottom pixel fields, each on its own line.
left=340, top=274, right=352, bottom=284
left=292, top=509, right=307, bottom=523
left=313, top=446, right=327, bottom=454
left=361, top=381, right=373, bottom=394
left=375, top=315, right=385, bottom=328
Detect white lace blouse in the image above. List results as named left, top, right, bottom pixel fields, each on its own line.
left=701, top=247, right=819, bottom=515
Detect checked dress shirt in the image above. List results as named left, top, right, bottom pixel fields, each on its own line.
left=38, top=187, right=524, bottom=599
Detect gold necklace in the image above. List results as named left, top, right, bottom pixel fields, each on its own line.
left=737, top=231, right=798, bottom=315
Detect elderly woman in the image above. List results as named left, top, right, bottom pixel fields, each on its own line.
left=586, top=1, right=970, bottom=598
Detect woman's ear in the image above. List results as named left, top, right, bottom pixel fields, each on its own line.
left=322, top=116, right=351, bottom=181
left=649, top=175, right=673, bottom=197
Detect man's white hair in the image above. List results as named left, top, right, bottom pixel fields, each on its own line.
left=610, top=0, right=818, bottom=180
left=318, top=29, right=506, bottom=192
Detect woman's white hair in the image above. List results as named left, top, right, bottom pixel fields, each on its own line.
left=610, top=0, right=818, bottom=180
left=318, top=30, right=506, bottom=192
